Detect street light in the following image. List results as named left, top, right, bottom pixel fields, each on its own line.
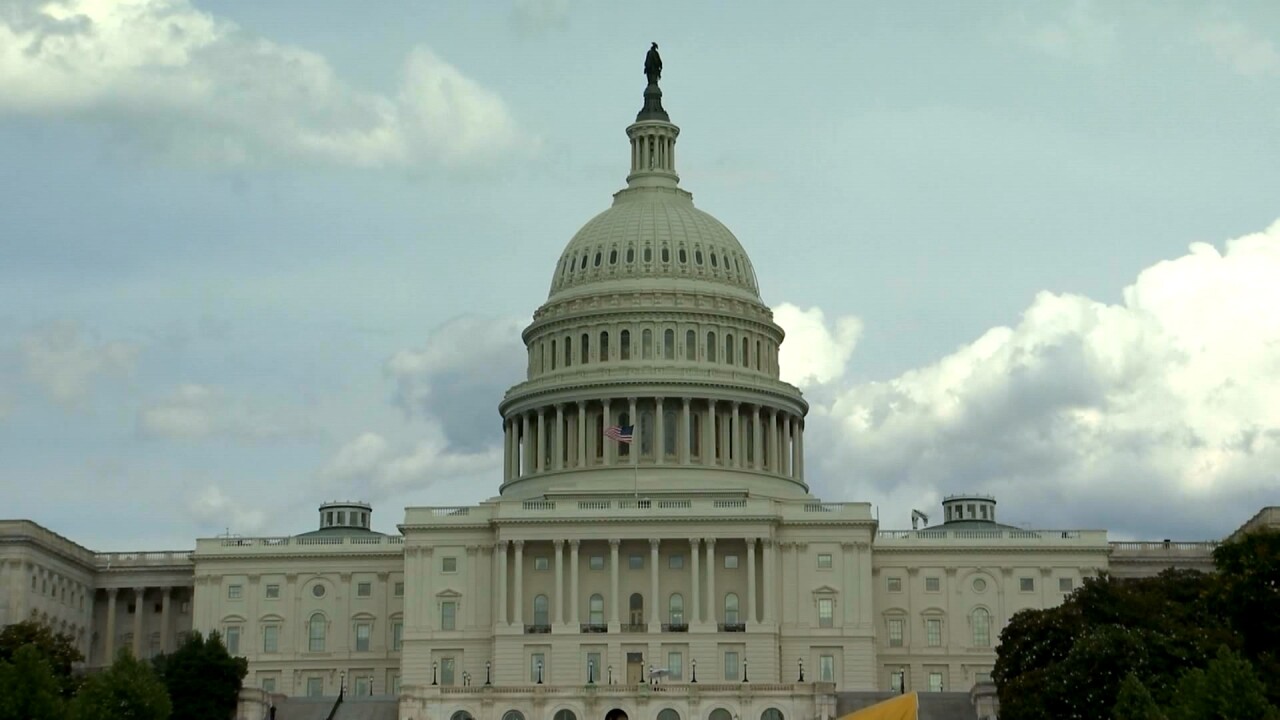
left=798, top=657, right=805, bottom=682
left=431, top=661, right=438, bottom=686
left=485, top=660, right=491, bottom=686
left=588, top=660, right=595, bottom=685
left=537, top=661, right=544, bottom=685
left=742, top=658, right=749, bottom=683
left=340, top=671, right=346, bottom=698
left=608, top=665, right=614, bottom=685
left=691, top=659, right=697, bottom=684
left=462, top=671, right=470, bottom=687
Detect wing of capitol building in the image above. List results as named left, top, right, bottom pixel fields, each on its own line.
left=2, top=51, right=1278, bottom=720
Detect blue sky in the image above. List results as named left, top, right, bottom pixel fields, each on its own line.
left=2, top=0, right=1279, bottom=549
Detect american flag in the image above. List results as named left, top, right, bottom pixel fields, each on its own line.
left=604, top=424, right=634, bottom=444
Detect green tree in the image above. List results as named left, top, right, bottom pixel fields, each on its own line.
left=0, top=644, right=67, bottom=720
left=69, top=650, right=170, bottom=720
left=0, top=620, right=84, bottom=697
left=1166, top=646, right=1279, bottom=720
left=152, top=631, right=246, bottom=720
left=1113, top=673, right=1165, bottom=720
left=1212, top=528, right=1280, bottom=704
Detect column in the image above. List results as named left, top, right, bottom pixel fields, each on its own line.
left=496, top=542, right=508, bottom=626
left=513, top=541, right=524, bottom=626
left=842, top=543, right=856, bottom=626
left=655, top=397, right=665, bottom=464
left=577, top=401, right=587, bottom=468
left=753, top=407, right=764, bottom=471
left=521, top=414, right=532, bottom=475
left=554, top=405, right=565, bottom=471
left=797, top=419, right=805, bottom=480
left=704, top=400, right=717, bottom=466
left=730, top=402, right=741, bottom=468
left=420, top=548, right=434, bottom=630
left=746, top=538, right=757, bottom=624
left=132, top=587, right=145, bottom=657
left=570, top=540, right=580, bottom=626
left=762, top=540, right=775, bottom=624
left=680, top=398, right=691, bottom=465
left=769, top=411, right=779, bottom=473
left=159, top=587, right=171, bottom=653
left=649, top=539, right=660, bottom=626
left=105, top=588, right=118, bottom=662
left=628, top=397, right=639, bottom=466
left=536, top=410, right=546, bottom=472
left=705, top=539, right=717, bottom=625
left=689, top=538, right=701, bottom=624
left=789, top=416, right=798, bottom=478
left=609, top=539, right=620, bottom=626
left=553, top=540, right=565, bottom=626
left=503, top=421, right=511, bottom=482
left=602, top=400, right=613, bottom=466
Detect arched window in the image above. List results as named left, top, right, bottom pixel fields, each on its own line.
left=600, top=331, right=610, bottom=362
left=658, top=710, right=681, bottom=720
left=589, top=594, right=605, bottom=625
left=756, top=340, right=762, bottom=370
left=690, top=411, right=702, bottom=458
left=564, top=336, right=572, bottom=367
left=581, top=333, right=589, bottom=364
left=664, top=329, right=675, bottom=360
left=450, top=712, right=474, bottom=720
left=642, top=329, right=653, bottom=359
left=307, top=613, right=326, bottom=652
left=626, top=247, right=635, bottom=263
left=620, top=330, right=631, bottom=360
left=669, top=593, right=684, bottom=625
left=551, top=339, right=557, bottom=370
left=724, top=593, right=739, bottom=624
left=725, top=334, right=734, bottom=364
left=594, top=251, right=602, bottom=267
left=685, top=330, right=696, bottom=361
left=533, top=595, right=549, bottom=626
left=710, top=710, right=733, bottom=720
left=678, top=248, right=687, bottom=264
left=710, top=252, right=718, bottom=267
left=742, top=337, right=749, bottom=367
left=629, top=593, right=644, bottom=625
left=662, top=247, right=670, bottom=263
left=761, top=710, right=785, bottom=720
left=502, top=712, right=527, bottom=720
left=640, top=411, right=654, bottom=457
left=663, top=410, right=677, bottom=459
left=706, top=331, right=717, bottom=362
left=553, top=711, right=577, bottom=720
left=695, top=249, right=704, bottom=265
left=609, top=249, right=618, bottom=265
left=972, top=608, right=991, bottom=647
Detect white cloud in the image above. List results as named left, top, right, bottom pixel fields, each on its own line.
left=137, top=383, right=314, bottom=442
left=21, top=321, right=139, bottom=406
left=809, top=219, right=1280, bottom=538
left=187, top=484, right=267, bottom=535
left=1006, top=1, right=1118, bottom=65
left=321, top=427, right=500, bottom=501
left=512, top=0, right=570, bottom=34
left=1196, top=20, right=1280, bottom=77
left=774, top=303, right=862, bottom=389
left=0, top=0, right=526, bottom=167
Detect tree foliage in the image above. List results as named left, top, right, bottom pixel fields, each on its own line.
left=1211, top=528, right=1280, bottom=705
left=1113, top=673, right=1165, bottom=720
left=152, top=630, right=247, bottom=720
left=69, top=650, right=170, bottom=720
left=1165, top=646, right=1278, bottom=720
left=0, top=644, right=67, bottom=720
left=0, top=620, right=84, bottom=697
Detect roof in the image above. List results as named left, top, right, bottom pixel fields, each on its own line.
left=294, top=526, right=386, bottom=539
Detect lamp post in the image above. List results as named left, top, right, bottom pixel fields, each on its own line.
left=431, top=661, right=438, bottom=686
left=899, top=666, right=907, bottom=695
left=649, top=664, right=655, bottom=687
left=463, top=671, right=470, bottom=687
left=588, top=660, right=595, bottom=684
left=537, top=661, right=544, bottom=685
left=340, top=671, right=345, bottom=697
left=742, top=658, right=749, bottom=683
left=798, top=657, right=805, bottom=682
left=608, top=665, right=614, bottom=685
left=691, top=659, right=697, bottom=683
left=485, top=661, right=491, bottom=686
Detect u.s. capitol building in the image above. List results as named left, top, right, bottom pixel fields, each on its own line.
left=2, top=55, right=1273, bottom=720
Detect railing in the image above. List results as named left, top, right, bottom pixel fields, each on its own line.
left=618, top=499, right=651, bottom=509
left=522, top=500, right=556, bottom=510
left=657, top=499, right=691, bottom=509
left=578, top=500, right=611, bottom=510
left=96, top=550, right=192, bottom=567
left=429, top=507, right=470, bottom=516
left=621, top=623, right=648, bottom=633
left=409, top=496, right=872, bottom=525
left=580, top=623, right=608, bottom=634
left=877, top=528, right=1108, bottom=543
left=1109, top=541, right=1219, bottom=554
left=198, top=535, right=405, bottom=552
left=662, top=623, right=688, bottom=633
left=524, top=624, right=551, bottom=634
left=713, top=499, right=747, bottom=509
left=718, top=622, right=746, bottom=633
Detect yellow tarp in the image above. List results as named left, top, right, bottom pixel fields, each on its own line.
left=838, top=691, right=919, bottom=720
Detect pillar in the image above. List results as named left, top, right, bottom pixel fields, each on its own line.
left=536, top=410, right=546, bottom=473
left=503, top=421, right=511, bottom=482
left=753, top=407, right=764, bottom=471
left=769, top=410, right=779, bottom=473
left=497, top=542, right=508, bottom=626
left=521, top=414, right=532, bottom=475
left=731, top=402, right=741, bottom=468
left=159, top=587, right=171, bottom=653
left=132, top=587, right=145, bottom=657
left=554, top=405, right=565, bottom=471
left=747, top=538, right=757, bottom=624
left=553, top=540, right=564, bottom=626
left=689, top=538, right=701, bottom=624
left=105, top=588, right=118, bottom=662
left=602, top=400, right=613, bottom=466
left=705, top=400, right=717, bottom=467
left=797, top=418, right=805, bottom=480
left=655, top=397, right=665, bottom=464
left=649, top=539, right=660, bottom=626
left=609, top=539, right=620, bottom=626
left=705, top=539, right=717, bottom=624
left=577, top=401, right=587, bottom=469
left=628, top=397, right=638, bottom=466
left=680, top=398, right=691, bottom=465
left=570, top=540, right=580, bottom=626
left=513, top=541, right=524, bottom=626
left=763, top=540, right=775, bottom=624
left=789, top=416, right=798, bottom=478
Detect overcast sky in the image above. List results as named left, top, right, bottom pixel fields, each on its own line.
left=2, top=0, right=1279, bottom=550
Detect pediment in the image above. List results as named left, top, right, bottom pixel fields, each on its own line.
left=811, top=585, right=839, bottom=595
left=436, top=588, right=462, bottom=598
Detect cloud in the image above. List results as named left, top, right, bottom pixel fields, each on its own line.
left=807, top=219, right=1280, bottom=539
left=774, top=303, right=862, bottom=389
left=511, top=0, right=570, bottom=34
left=0, top=0, right=526, bottom=167
left=187, top=484, right=267, bottom=535
left=137, top=383, right=315, bottom=442
left=1196, top=20, right=1280, bottom=77
left=320, top=428, right=500, bottom=501
left=1005, top=1, right=1118, bottom=65
left=386, top=315, right=526, bottom=452
left=20, top=321, right=139, bottom=406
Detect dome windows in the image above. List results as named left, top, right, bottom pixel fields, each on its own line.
left=599, top=331, right=610, bottom=362
left=662, top=247, right=670, bottom=263
left=609, top=249, right=618, bottom=265
left=580, top=333, right=589, bottom=365
left=580, top=254, right=588, bottom=270
left=644, top=247, right=652, bottom=262
left=626, top=247, right=635, bottom=263
left=664, top=329, right=675, bottom=360
left=678, top=248, right=687, bottom=264
left=710, top=252, right=718, bottom=268
left=620, top=330, right=631, bottom=360
left=706, top=331, right=717, bottom=362
left=594, top=251, right=602, bottom=267
left=694, top=249, right=704, bottom=265
left=725, top=334, right=734, bottom=364
left=685, top=330, right=696, bottom=361
left=642, top=329, right=653, bottom=359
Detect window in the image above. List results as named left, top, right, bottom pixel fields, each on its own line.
left=679, top=248, right=687, bottom=263
left=620, top=330, right=631, bottom=360
left=308, top=613, right=326, bottom=652
left=926, top=618, right=942, bottom=646
left=534, top=556, right=550, bottom=571
left=642, top=329, right=652, bottom=359
left=888, top=618, right=904, bottom=647
left=588, top=594, right=604, bottom=625
left=629, top=593, right=644, bottom=625
left=227, top=584, right=242, bottom=600
left=667, top=651, right=683, bottom=680
left=669, top=593, right=684, bottom=625
left=442, top=557, right=458, bottom=573
left=307, top=677, right=324, bottom=696
left=706, top=331, right=717, bottom=362
left=312, top=584, right=326, bottom=598
left=355, top=676, right=372, bottom=696
left=564, top=336, right=572, bottom=367
left=355, top=623, right=371, bottom=652
left=581, top=333, right=589, bottom=364
left=530, top=653, right=544, bottom=682
left=262, top=625, right=278, bottom=653
left=586, top=652, right=601, bottom=683
left=392, top=622, right=403, bottom=651
left=724, top=554, right=739, bottom=569
left=817, top=553, right=833, bottom=569
left=533, top=595, right=549, bottom=625
left=724, top=651, right=739, bottom=681
left=972, top=578, right=988, bottom=593
left=1059, top=577, right=1074, bottom=592
left=553, top=711, right=577, bottom=720
left=929, top=672, right=944, bottom=692
left=392, top=675, right=402, bottom=695
left=762, top=709, right=784, bottom=720
left=600, top=331, right=609, bottom=361
left=440, top=657, right=456, bottom=686
left=685, top=330, right=696, bottom=360
left=975, top=670, right=992, bottom=683
left=265, top=584, right=280, bottom=599
left=589, top=555, right=605, bottom=570
left=357, top=582, right=372, bottom=597
left=224, top=626, right=241, bottom=655
left=629, top=554, right=644, bottom=569
left=1019, top=577, right=1035, bottom=592
left=658, top=711, right=680, bottom=720
left=926, top=577, right=940, bottom=592
left=664, top=329, right=675, bottom=359
left=669, top=554, right=684, bottom=569
left=394, top=582, right=404, bottom=597
left=887, top=577, right=902, bottom=592
left=742, top=337, right=749, bottom=367
left=262, top=677, right=276, bottom=693
left=818, top=598, right=834, bottom=628
left=441, top=602, right=457, bottom=631
left=820, top=654, right=835, bottom=682
left=724, top=593, right=740, bottom=624
left=725, top=334, right=734, bottom=364
left=972, top=608, right=991, bottom=647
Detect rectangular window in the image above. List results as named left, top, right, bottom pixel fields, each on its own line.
left=392, top=622, right=403, bottom=651
left=354, top=676, right=372, bottom=697
left=668, top=554, right=684, bottom=569
left=355, top=623, right=371, bottom=652
left=394, top=582, right=404, bottom=597
left=817, top=553, right=833, bottom=569
left=1059, top=577, right=1074, bottom=592
left=261, top=677, right=276, bottom=693
left=589, top=555, right=605, bottom=570
left=667, top=651, right=683, bottom=680
left=887, top=577, right=902, bottom=592
left=440, top=657, right=455, bottom=686
left=530, top=653, right=545, bottom=682
left=926, top=618, right=942, bottom=647
left=925, top=577, right=940, bottom=592
left=629, top=555, right=644, bottom=569
left=442, top=557, right=458, bottom=573
left=307, top=677, right=324, bottom=697
left=818, top=598, right=834, bottom=628
left=724, top=554, right=739, bottom=569
left=224, top=626, right=240, bottom=655
left=724, top=651, right=739, bottom=681
left=265, top=584, right=280, bottom=599
left=820, top=654, right=835, bottom=682
left=888, top=618, right=904, bottom=647
left=587, top=652, right=601, bottom=682
left=930, top=672, right=944, bottom=692
left=262, top=625, right=279, bottom=653
left=534, top=556, right=550, bottom=571
left=441, top=602, right=457, bottom=631
left=1020, top=577, right=1035, bottom=592
left=357, top=582, right=372, bottom=597
left=227, top=584, right=242, bottom=600
left=975, top=670, right=992, bottom=684
left=392, top=675, right=401, bottom=695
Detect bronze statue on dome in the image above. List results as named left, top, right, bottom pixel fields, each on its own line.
left=644, top=42, right=662, bottom=85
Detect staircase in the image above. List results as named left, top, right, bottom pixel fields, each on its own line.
left=836, top=691, right=979, bottom=720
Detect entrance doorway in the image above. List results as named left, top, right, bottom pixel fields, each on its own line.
left=626, top=652, right=644, bottom=684
left=605, top=710, right=629, bottom=720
